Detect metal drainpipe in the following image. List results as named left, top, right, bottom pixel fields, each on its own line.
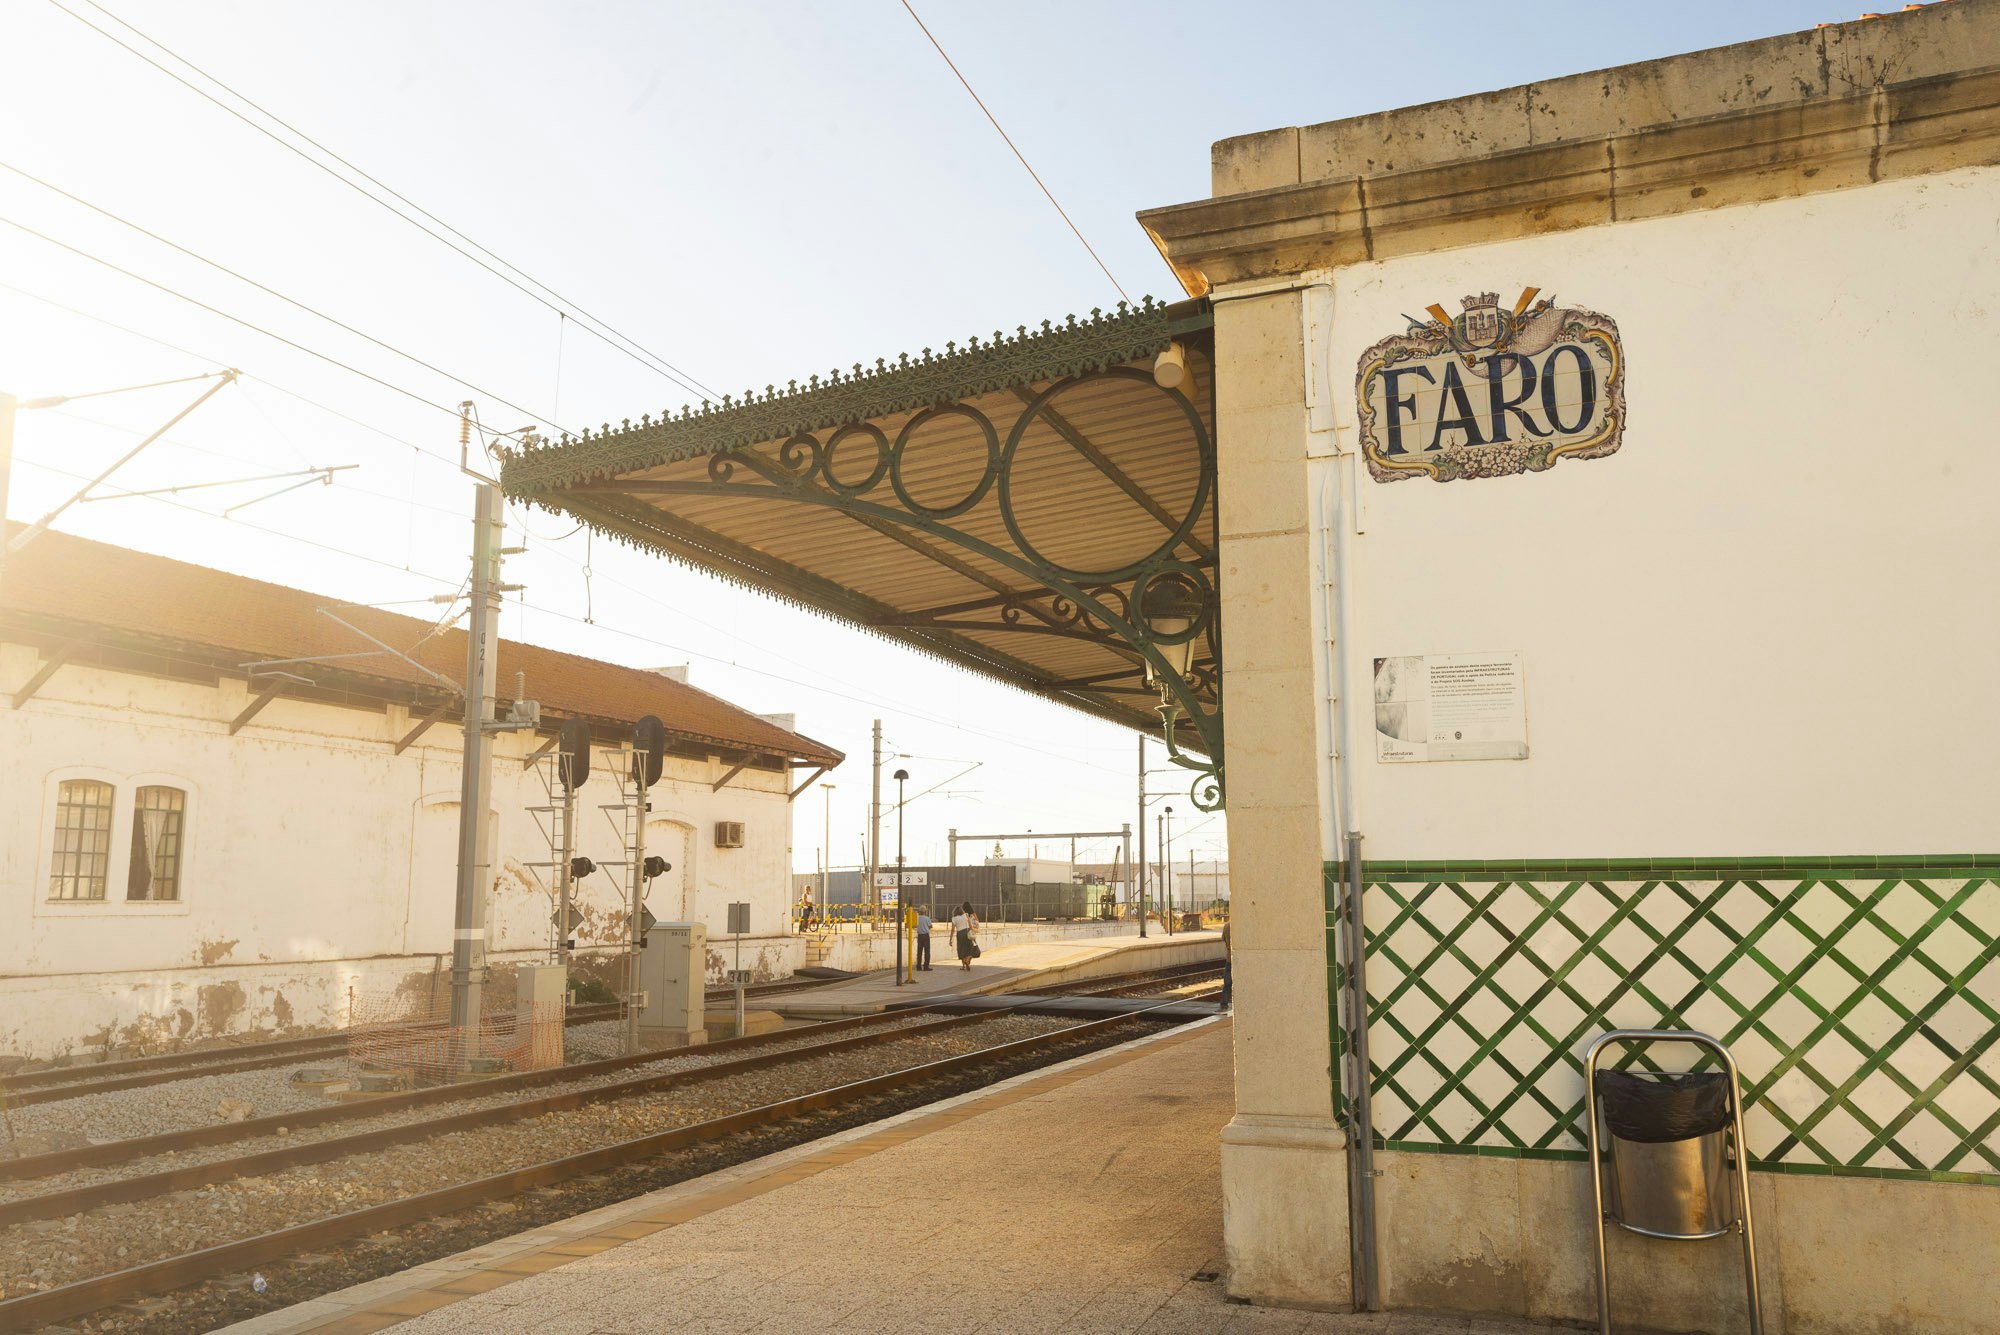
left=1322, top=468, right=1379, bottom=1311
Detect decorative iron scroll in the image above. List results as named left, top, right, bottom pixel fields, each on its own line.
left=690, top=366, right=1225, bottom=809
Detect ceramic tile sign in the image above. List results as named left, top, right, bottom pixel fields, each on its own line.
left=1374, top=652, right=1528, bottom=763
left=1356, top=287, right=1623, bottom=483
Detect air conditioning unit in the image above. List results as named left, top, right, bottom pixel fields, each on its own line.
left=714, top=820, right=745, bottom=849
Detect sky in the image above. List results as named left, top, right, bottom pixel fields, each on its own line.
left=0, top=0, right=1849, bottom=874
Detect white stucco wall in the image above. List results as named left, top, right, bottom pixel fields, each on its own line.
left=0, top=644, right=805, bottom=1057
left=1314, top=164, right=2000, bottom=862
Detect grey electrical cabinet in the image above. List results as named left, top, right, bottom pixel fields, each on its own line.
left=639, top=921, right=708, bottom=1046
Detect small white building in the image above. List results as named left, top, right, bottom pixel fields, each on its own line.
left=0, top=527, right=841, bottom=1059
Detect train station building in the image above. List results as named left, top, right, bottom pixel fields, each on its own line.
left=0, top=526, right=839, bottom=1057
left=500, top=6, right=1999, bottom=1330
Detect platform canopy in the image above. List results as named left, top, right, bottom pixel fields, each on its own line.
left=500, top=297, right=1222, bottom=808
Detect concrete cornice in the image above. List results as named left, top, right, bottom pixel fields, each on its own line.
left=1142, top=29, right=2000, bottom=294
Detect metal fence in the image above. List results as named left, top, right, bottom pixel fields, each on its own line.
left=346, top=989, right=563, bottom=1085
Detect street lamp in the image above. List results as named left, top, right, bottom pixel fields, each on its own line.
left=819, top=782, right=835, bottom=932
left=1164, top=805, right=1176, bottom=935
left=894, top=768, right=910, bottom=986
left=1141, top=572, right=1203, bottom=709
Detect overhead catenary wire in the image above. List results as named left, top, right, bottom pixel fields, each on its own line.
left=53, top=0, right=719, bottom=404
left=0, top=214, right=559, bottom=445
left=0, top=281, right=459, bottom=472
left=1, top=160, right=572, bottom=436
left=8, top=453, right=462, bottom=586
left=896, top=0, right=1131, bottom=305
left=11, top=287, right=1132, bottom=734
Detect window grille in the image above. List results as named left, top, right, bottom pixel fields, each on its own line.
left=128, top=785, right=187, bottom=901
left=50, top=779, right=115, bottom=901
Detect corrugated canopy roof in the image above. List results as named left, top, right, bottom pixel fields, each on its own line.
left=500, top=298, right=1218, bottom=751
left=0, top=523, right=841, bottom=768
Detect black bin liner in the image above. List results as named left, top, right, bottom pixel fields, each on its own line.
left=1597, top=1070, right=1732, bottom=1143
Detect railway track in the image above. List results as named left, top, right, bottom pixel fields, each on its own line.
left=0, top=984, right=1200, bottom=1332
left=0, top=976, right=834, bottom=1108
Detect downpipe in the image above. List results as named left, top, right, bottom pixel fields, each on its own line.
left=1320, top=468, right=1379, bottom=1312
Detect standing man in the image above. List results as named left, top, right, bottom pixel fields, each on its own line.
left=915, top=904, right=933, bottom=971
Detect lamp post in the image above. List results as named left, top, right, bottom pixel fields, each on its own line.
left=1164, top=805, right=1175, bottom=935
left=893, top=768, right=909, bottom=986
left=819, top=782, right=835, bottom=930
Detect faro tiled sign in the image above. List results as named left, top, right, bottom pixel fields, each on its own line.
left=1356, top=287, right=1624, bottom=484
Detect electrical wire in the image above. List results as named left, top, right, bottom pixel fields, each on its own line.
left=1, top=160, right=572, bottom=436
left=56, top=0, right=718, bottom=404
left=0, top=214, right=555, bottom=443
left=0, top=281, right=461, bottom=473
left=896, top=0, right=1131, bottom=305
left=8, top=453, right=462, bottom=585
left=5, top=303, right=1174, bottom=784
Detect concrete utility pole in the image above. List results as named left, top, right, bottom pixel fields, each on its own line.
left=625, top=771, right=649, bottom=1056
left=867, top=720, right=882, bottom=929
left=450, top=479, right=506, bottom=1055
left=555, top=774, right=575, bottom=966
left=1136, top=737, right=1148, bottom=938
left=1121, top=823, right=1132, bottom=914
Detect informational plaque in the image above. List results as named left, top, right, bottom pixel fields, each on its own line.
left=1373, top=652, right=1529, bottom=763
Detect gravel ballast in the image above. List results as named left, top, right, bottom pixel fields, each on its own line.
left=0, top=1013, right=1114, bottom=1300
left=0, top=1014, right=946, bottom=1206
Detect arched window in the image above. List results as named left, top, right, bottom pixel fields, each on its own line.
left=128, top=785, right=187, bottom=901
left=50, top=779, right=115, bottom=901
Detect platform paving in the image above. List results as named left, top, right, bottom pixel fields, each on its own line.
left=775, top=928, right=1223, bottom=1017
left=219, top=1016, right=1550, bottom=1335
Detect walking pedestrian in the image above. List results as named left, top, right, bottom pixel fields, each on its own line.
left=799, top=885, right=817, bottom=932
left=952, top=901, right=978, bottom=971
left=916, top=905, right=933, bottom=971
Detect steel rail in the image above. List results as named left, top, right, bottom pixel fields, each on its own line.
left=0, top=1001, right=1193, bottom=1331
left=0, top=995, right=616, bottom=1103
left=0, top=963, right=1209, bottom=1181
left=0, top=1009, right=1001, bottom=1227
left=0, top=1009, right=914, bottom=1184
left=0, top=1004, right=622, bottom=1093
left=5, top=978, right=829, bottom=1103
left=1065, top=964, right=1222, bottom=998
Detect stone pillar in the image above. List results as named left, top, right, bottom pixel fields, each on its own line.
left=1212, top=286, right=1351, bottom=1308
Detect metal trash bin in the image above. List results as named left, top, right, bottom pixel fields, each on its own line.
left=1585, top=1031, right=1763, bottom=1335
left=1596, top=1069, right=1738, bottom=1238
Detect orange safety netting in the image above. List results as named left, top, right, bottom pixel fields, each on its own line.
left=346, top=989, right=564, bottom=1084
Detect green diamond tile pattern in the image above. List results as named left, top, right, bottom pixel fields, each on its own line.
left=1324, top=862, right=2000, bottom=1185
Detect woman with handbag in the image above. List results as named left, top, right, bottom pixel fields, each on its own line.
left=952, top=901, right=980, bottom=971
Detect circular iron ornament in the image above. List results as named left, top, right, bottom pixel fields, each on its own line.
left=999, top=367, right=1213, bottom=583
left=821, top=422, right=891, bottom=496
left=888, top=404, right=1000, bottom=520
left=1130, top=562, right=1215, bottom=650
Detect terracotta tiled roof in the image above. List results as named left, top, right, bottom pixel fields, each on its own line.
left=0, top=524, right=842, bottom=766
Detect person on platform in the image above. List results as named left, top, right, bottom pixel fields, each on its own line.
left=915, top=905, right=933, bottom=971
left=799, top=885, right=817, bottom=932
left=952, top=901, right=978, bottom=971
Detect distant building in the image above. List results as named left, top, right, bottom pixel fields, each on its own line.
left=0, top=528, right=839, bottom=1058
